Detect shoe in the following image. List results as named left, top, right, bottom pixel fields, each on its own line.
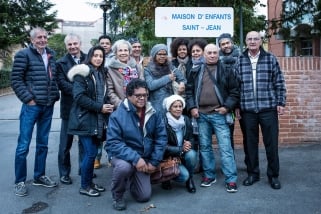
left=60, top=176, right=72, bottom=185
left=79, top=187, right=100, bottom=197
left=186, top=178, right=196, bottom=193
left=94, top=160, right=101, bottom=169
left=243, top=176, right=260, bottom=186
left=33, top=175, right=57, bottom=188
left=113, top=198, right=126, bottom=211
left=200, top=177, right=217, bottom=187
left=161, top=181, right=172, bottom=190
left=226, top=182, right=238, bottom=193
left=14, top=182, right=28, bottom=197
left=269, top=177, right=281, bottom=189
left=92, top=173, right=97, bottom=179
left=91, top=183, right=105, bottom=192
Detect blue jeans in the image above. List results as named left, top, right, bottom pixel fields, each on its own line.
left=79, top=136, right=98, bottom=189
left=174, top=149, right=197, bottom=183
left=15, top=104, right=54, bottom=183
left=198, top=113, right=237, bottom=183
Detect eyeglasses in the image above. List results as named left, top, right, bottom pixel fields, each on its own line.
left=156, top=53, right=167, bottom=56
left=246, top=37, right=260, bottom=41
left=133, top=93, right=149, bottom=99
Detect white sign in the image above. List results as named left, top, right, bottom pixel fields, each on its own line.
left=155, top=7, right=234, bottom=37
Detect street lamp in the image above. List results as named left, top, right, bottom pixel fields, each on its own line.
left=99, top=0, right=111, bottom=35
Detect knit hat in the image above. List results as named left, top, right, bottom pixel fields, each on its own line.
left=163, top=95, right=185, bottom=111
left=128, top=37, right=140, bottom=45
left=150, top=44, right=168, bottom=59
left=218, top=33, right=233, bottom=46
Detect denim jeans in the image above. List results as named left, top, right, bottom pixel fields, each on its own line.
left=198, top=113, right=237, bottom=183
left=79, top=136, right=98, bottom=189
left=174, top=149, right=197, bottom=183
left=15, top=104, right=54, bottom=183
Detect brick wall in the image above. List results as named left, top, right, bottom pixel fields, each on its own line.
left=232, top=57, right=321, bottom=146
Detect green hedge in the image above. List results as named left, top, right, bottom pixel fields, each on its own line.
left=0, top=68, right=11, bottom=89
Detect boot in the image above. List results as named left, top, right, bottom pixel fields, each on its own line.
left=161, top=180, right=172, bottom=190
left=186, top=177, right=196, bottom=193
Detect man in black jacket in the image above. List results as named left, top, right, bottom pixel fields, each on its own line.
left=11, top=27, right=60, bottom=196
left=56, top=33, right=87, bottom=185
left=185, top=44, right=239, bottom=193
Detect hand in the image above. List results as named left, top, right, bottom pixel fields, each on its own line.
left=235, top=108, right=241, bottom=120
left=169, top=72, right=176, bottom=81
left=27, top=100, right=36, bottom=106
left=101, top=103, right=114, bottom=114
left=146, top=162, right=157, bottom=173
left=135, top=158, right=148, bottom=172
left=215, top=107, right=228, bottom=114
left=191, top=108, right=199, bottom=118
left=277, top=106, right=285, bottom=115
left=183, top=140, right=192, bottom=152
left=177, top=82, right=185, bottom=94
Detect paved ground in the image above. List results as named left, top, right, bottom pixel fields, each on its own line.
left=0, top=93, right=320, bottom=214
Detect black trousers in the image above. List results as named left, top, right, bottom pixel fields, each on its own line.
left=241, top=110, right=280, bottom=178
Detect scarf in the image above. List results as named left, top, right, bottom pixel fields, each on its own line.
left=177, top=56, right=189, bottom=78
left=147, top=61, right=172, bottom=92
left=166, top=112, right=185, bottom=131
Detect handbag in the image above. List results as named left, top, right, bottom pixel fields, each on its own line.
left=150, top=157, right=181, bottom=184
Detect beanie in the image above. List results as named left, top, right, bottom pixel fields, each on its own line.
left=163, top=95, right=186, bottom=111
left=128, top=37, right=140, bottom=45
left=150, top=44, right=168, bottom=59
left=218, top=33, right=233, bottom=46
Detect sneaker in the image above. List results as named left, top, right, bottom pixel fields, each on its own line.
left=94, top=160, right=101, bottom=169
left=60, top=176, right=72, bottom=185
left=226, top=182, right=238, bottom=193
left=14, top=182, right=28, bottom=197
left=79, top=187, right=100, bottom=197
left=113, top=198, right=126, bottom=211
left=33, top=175, right=57, bottom=188
left=200, top=177, right=217, bottom=187
left=91, top=183, right=105, bottom=192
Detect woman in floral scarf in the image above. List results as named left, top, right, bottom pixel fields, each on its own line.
left=107, top=39, right=142, bottom=107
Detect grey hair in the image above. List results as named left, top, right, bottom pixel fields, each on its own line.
left=111, top=39, right=132, bottom=54
left=29, top=27, right=47, bottom=39
left=64, top=33, right=82, bottom=45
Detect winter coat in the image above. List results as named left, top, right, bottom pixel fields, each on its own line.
left=237, top=47, right=286, bottom=113
left=11, top=44, right=60, bottom=106
left=144, top=61, right=187, bottom=113
left=107, top=57, right=141, bottom=107
left=56, top=52, right=87, bottom=119
left=106, top=99, right=167, bottom=167
left=185, top=60, right=239, bottom=113
left=67, top=64, right=110, bottom=137
left=164, top=115, right=195, bottom=158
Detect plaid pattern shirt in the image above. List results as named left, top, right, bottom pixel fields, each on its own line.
left=237, top=48, right=286, bottom=113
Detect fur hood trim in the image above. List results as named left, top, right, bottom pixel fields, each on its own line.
left=67, top=64, right=90, bottom=82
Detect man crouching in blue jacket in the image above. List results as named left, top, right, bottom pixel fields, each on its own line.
left=105, top=79, right=167, bottom=211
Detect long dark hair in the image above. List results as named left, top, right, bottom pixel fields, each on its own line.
left=84, top=46, right=106, bottom=72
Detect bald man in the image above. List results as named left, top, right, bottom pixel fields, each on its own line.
left=185, top=44, right=239, bottom=193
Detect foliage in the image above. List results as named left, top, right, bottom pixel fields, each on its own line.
left=0, top=68, right=11, bottom=89
left=48, top=34, right=66, bottom=60
left=0, top=0, right=58, bottom=51
left=111, top=0, right=266, bottom=48
left=270, top=0, right=319, bottom=41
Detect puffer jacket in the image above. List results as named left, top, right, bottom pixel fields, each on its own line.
left=106, top=99, right=167, bottom=167
left=67, top=64, right=110, bottom=137
left=11, top=44, right=60, bottom=105
left=185, top=60, right=239, bottom=113
left=56, top=52, right=87, bottom=119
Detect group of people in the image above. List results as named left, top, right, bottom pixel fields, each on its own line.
left=11, top=27, right=286, bottom=211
